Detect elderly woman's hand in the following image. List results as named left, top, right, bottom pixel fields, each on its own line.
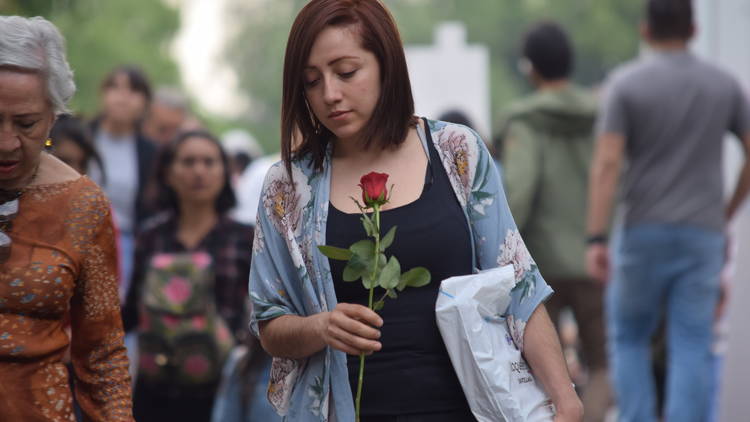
left=317, top=303, right=383, bottom=355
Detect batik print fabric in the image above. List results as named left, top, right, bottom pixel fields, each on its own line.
left=0, top=177, right=133, bottom=421
left=249, top=119, right=553, bottom=421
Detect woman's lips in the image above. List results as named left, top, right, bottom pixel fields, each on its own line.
left=328, top=110, right=350, bottom=120
left=0, top=161, right=19, bottom=175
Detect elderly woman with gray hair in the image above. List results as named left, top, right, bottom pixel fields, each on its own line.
left=0, top=16, right=134, bottom=421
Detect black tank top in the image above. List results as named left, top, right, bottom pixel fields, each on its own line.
left=327, top=121, right=474, bottom=416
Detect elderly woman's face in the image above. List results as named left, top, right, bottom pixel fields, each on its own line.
left=0, top=70, right=55, bottom=189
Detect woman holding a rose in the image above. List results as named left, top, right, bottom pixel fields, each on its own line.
left=248, top=0, right=583, bottom=421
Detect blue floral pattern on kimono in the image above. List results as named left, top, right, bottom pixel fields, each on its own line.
left=249, top=119, right=553, bottom=421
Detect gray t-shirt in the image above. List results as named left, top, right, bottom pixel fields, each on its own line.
left=90, top=130, right=139, bottom=233
left=598, top=50, right=750, bottom=231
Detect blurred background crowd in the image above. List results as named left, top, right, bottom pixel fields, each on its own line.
left=2, top=0, right=749, bottom=421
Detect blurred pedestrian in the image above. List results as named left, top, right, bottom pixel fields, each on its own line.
left=89, top=65, right=157, bottom=298
left=211, top=302, right=279, bottom=422
left=499, top=22, right=610, bottom=422
left=49, top=114, right=104, bottom=175
left=121, top=130, right=253, bottom=422
left=222, top=129, right=263, bottom=183
left=231, top=152, right=279, bottom=227
left=141, top=86, right=189, bottom=147
left=586, top=1, right=750, bottom=421
left=249, top=0, right=582, bottom=420
left=0, top=15, right=133, bottom=420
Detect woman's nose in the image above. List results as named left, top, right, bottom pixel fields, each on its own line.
left=0, top=123, right=21, bottom=153
left=322, top=78, right=342, bottom=104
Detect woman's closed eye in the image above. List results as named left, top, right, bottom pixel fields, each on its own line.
left=17, top=120, right=39, bottom=130
left=339, top=69, right=357, bottom=79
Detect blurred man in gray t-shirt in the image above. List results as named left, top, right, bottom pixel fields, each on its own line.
left=585, top=1, right=750, bottom=421
left=598, top=47, right=750, bottom=232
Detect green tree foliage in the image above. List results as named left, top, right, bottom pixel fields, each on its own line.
left=388, top=0, right=642, bottom=129
left=3, top=0, right=641, bottom=150
left=224, top=0, right=641, bottom=152
left=222, top=0, right=309, bottom=152
left=1, top=0, right=181, bottom=117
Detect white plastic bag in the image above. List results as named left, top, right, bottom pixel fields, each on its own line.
left=435, top=265, right=555, bottom=422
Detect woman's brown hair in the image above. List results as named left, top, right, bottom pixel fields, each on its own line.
left=281, top=0, right=415, bottom=175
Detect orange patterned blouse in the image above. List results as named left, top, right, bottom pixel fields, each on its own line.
left=0, top=177, right=133, bottom=421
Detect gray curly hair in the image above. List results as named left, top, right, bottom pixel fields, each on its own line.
left=0, top=16, right=76, bottom=115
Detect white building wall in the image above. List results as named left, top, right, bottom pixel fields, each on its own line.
left=405, top=22, right=492, bottom=139
left=692, top=1, right=750, bottom=421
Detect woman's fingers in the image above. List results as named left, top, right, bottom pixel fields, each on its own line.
left=327, top=336, right=362, bottom=356
left=327, top=325, right=381, bottom=355
left=332, top=308, right=381, bottom=340
left=323, top=303, right=383, bottom=355
left=338, top=303, right=383, bottom=328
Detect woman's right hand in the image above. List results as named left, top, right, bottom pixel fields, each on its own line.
left=316, top=303, right=383, bottom=355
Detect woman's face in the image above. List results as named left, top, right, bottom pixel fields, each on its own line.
left=304, top=25, right=381, bottom=144
left=167, top=136, right=225, bottom=207
left=53, top=138, right=87, bottom=174
left=101, top=72, right=147, bottom=126
left=0, top=70, right=55, bottom=189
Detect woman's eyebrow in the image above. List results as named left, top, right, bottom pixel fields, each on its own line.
left=305, top=55, right=361, bottom=70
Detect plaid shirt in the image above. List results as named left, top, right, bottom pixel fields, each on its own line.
left=122, top=213, right=254, bottom=339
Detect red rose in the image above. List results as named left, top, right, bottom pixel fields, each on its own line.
left=359, top=172, right=389, bottom=207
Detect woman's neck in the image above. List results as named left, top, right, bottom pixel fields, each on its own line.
left=332, top=129, right=413, bottom=164
left=100, top=117, right=135, bottom=137
left=176, top=202, right=218, bottom=249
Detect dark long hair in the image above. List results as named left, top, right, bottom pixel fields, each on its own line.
left=281, top=0, right=415, bottom=176
left=49, top=114, right=106, bottom=178
left=100, top=64, right=153, bottom=103
left=153, top=130, right=236, bottom=216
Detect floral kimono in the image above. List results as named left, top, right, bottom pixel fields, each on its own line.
left=249, top=119, right=553, bottom=421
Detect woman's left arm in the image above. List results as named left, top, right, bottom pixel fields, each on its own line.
left=523, top=305, right=583, bottom=421
left=69, top=185, right=133, bottom=421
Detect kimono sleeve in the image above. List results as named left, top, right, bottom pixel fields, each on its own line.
left=248, top=166, right=305, bottom=337
left=467, top=129, right=553, bottom=352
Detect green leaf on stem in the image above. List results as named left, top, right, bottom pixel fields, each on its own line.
left=378, top=256, right=401, bottom=289
left=362, top=274, right=378, bottom=289
left=360, top=215, right=376, bottom=237
left=350, top=239, right=375, bottom=258
left=343, top=260, right=365, bottom=282
left=397, top=267, right=431, bottom=291
left=378, top=253, right=387, bottom=269
left=386, top=289, right=398, bottom=299
left=379, top=226, right=397, bottom=251
left=317, top=245, right=353, bottom=261
left=373, top=300, right=384, bottom=311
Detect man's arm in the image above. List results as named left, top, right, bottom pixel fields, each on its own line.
left=726, top=134, right=750, bottom=221
left=523, top=304, right=583, bottom=421
left=585, top=132, right=625, bottom=282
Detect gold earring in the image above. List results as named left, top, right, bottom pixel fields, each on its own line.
left=44, top=138, right=53, bottom=147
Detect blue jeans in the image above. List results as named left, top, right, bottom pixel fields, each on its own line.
left=607, top=224, right=724, bottom=422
